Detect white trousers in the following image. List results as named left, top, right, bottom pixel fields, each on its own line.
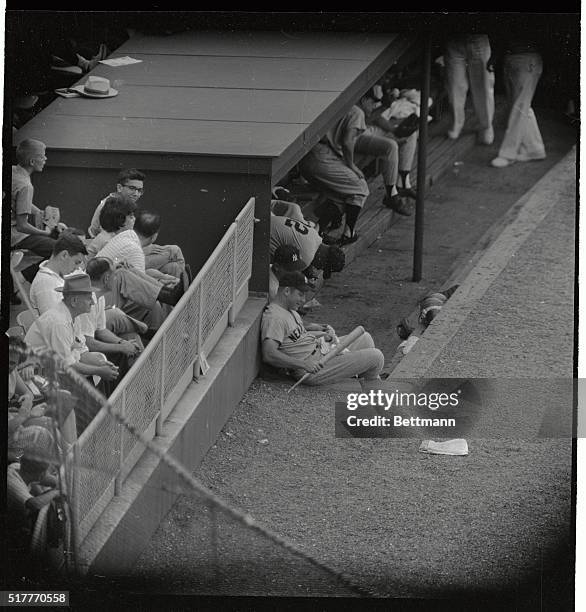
left=445, top=35, right=495, bottom=136
left=498, top=52, right=545, bottom=161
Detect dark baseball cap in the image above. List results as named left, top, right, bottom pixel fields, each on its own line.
left=278, top=271, right=311, bottom=292
left=273, top=245, right=306, bottom=272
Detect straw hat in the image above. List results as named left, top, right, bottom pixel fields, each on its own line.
left=70, top=76, right=118, bottom=99
left=55, top=272, right=100, bottom=294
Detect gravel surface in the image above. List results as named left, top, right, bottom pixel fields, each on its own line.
left=128, top=110, right=576, bottom=606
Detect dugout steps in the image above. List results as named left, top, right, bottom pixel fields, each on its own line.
left=290, top=98, right=509, bottom=268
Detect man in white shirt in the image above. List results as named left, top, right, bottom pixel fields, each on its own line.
left=29, top=232, right=143, bottom=367
left=91, top=193, right=144, bottom=269
left=29, top=232, right=88, bottom=314
left=25, top=273, right=119, bottom=384
left=134, top=209, right=187, bottom=281
left=89, top=194, right=179, bottom=287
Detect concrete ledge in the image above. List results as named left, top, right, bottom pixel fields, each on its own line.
left=390, top=147, right=576, bottom=378
left=78, top=296, right=266, bottom=575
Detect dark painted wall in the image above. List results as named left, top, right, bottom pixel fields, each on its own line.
left=31, top=165, right=271, bottom=292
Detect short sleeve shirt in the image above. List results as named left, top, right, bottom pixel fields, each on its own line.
left=326, top=105, right=367, bottom=157
left=25, top=301, right=88, bottom=367
left=87, top=229, right=115, bottom=258
left=96, top=230, right=145, bottom=271
left=77, top=294, right=106, bottom=337
left=88, top=193, right=114, bottom=239
left=261, top=303, right=318, bottom=359
left=30, top=261, right=63, bottom=314
left=11, top=165, right=34, bottom=246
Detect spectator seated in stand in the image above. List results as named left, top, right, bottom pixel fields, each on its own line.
left=8, top=337, right=78, bottom=455
left=11, top=139, right=85, bottom=302
left=8, top=337, right=37, bottom=435
left=11, top=139, right=57, bottom=291
left=261, top=272, right=385, bottom=389
left=88, top=194, right=180, bottom=287
left=86, top=257, right=184, bottom=337
left=88, top=168, right=144, bottom=239
left=29, top=232, right=144, bottom=379
left=24, top=273, right=120, bottom=394
left=7, top=425, right=64, bottom=574
left=134, top=209, right=191, bottom=283
left=29, top=232, right=88, bottom=314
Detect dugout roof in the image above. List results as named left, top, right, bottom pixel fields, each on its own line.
left=15, top=30, right=417, bottom=183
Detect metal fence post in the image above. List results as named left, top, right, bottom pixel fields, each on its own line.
left=157, top=333, right=166, bottom=436
left=194, top=283, right=204, bottom=380
left=229, top=225, right=238, bottom=326
left=115, top=388, right=126, bottom=496
left=412, top=33, right=432, bottom=282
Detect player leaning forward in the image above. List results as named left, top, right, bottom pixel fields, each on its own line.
left=261, top=271, right=385, bottom=389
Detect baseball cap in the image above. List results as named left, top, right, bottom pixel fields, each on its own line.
left=273, top=245, right=306, bottom=272
left=278, top=271, right=311, bottom=292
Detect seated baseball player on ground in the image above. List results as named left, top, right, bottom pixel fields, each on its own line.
left=261, top=272, right=384, bottom=389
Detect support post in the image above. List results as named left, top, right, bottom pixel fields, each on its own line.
left=412, top=34, right=432, bottom=282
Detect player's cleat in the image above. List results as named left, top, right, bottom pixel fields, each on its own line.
left=339, top=232, right=359, bottom=246
left=383, top=195, right=412, bottom=216
left=398, top=187, right=417, bottom=200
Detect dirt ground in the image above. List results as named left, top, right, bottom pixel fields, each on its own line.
left=125, top=108, right=577, bottom=607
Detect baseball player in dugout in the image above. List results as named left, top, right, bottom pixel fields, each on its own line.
left=261, top=271, right=385, bottom=389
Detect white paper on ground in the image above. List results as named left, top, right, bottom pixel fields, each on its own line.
left=419, top=439, right=469, bottom=456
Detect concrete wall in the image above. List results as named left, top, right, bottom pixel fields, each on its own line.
left=78, top=297, right=265, bottom=575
